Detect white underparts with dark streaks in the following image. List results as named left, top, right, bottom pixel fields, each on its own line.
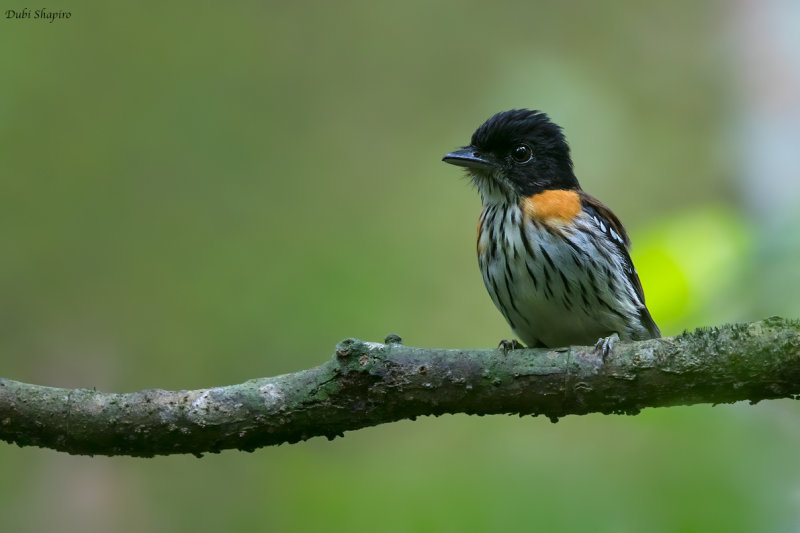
left=477, top=201, right=650, bottom=348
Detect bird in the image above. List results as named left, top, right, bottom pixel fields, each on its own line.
left=442, top=109, right=660, bottom=355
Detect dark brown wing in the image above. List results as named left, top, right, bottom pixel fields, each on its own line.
left=579, top=192, right=631, bottom=246
left=579, top=192, right=661, bottom=338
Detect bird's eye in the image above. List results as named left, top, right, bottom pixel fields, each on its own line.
left=511, top=144, right=533, bottom=163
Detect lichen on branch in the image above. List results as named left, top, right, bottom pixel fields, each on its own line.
left=1, top=317, right=799, bottom=457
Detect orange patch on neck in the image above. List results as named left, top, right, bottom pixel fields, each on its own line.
left=521, top=189, right=581, bottom=223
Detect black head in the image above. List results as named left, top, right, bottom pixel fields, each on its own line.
left=443, top=109, right=580, bottom=200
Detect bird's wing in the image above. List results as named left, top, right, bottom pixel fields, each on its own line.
left=579, top=192, right=660, bottom=338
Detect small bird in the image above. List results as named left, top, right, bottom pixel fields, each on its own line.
left=442, top=109, right=659, bottom=354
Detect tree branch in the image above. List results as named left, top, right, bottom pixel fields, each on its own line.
left=2, top=317, right=799, bottom=457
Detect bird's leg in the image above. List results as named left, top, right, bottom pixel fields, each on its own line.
left=498, top=339, right=525, bottom=354
left=593, top=332, right=620, bottom=360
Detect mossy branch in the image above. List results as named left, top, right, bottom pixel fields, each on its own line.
left=2, top=317, right=799, bottom=457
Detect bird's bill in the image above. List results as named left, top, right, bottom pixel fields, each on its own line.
left=442, top=148, right=497, bottom=170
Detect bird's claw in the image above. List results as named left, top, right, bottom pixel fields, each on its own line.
left=498, top=339, right=525, bottom=354
left=594, top=333, right=620, bottom=361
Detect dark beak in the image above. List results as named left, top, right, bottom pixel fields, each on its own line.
left=442, top=148, right=497, bottom=170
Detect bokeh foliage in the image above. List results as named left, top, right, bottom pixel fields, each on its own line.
left=2, top=1, right=799, bottom=531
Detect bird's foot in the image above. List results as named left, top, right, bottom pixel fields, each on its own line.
left=498, top=339, right=525, bottom=354
left=593, top=333, right=620, bottom=361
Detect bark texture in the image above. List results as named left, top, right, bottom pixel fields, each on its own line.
left=1, top=317, right=799, bottom=457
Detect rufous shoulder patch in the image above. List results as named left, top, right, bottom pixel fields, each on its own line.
left=520, top=189, right=581, bottom=223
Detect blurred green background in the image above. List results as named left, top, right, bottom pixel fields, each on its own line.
left=3, top=1, right=800, bottom=531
